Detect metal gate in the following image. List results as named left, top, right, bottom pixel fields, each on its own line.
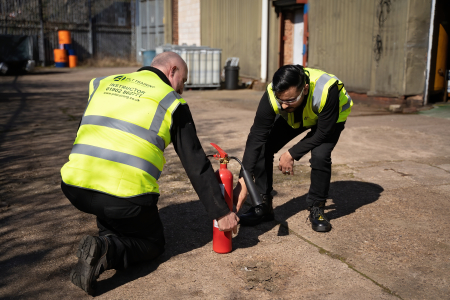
left=135, top=0, right=164, bottom=63
left=0, top=0, right=135, bottom=65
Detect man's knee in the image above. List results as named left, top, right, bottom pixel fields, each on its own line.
left=310, top=152, right=332, bottom=171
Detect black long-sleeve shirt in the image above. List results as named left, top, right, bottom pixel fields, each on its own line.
left=242, top=84, right=340, bottom=175
left=131, top=67, right=230, bottom=220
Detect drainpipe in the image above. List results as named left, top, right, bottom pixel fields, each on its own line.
left=424, top=0, right=436, bottom=106
left=38, top=0, right=46, bottom=66
left=88, top=0, right=94, bottom=57
left=261, top=0, right=269, bottom=82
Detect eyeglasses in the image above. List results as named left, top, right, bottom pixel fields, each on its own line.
left=275, top=85, right=305, bottom=104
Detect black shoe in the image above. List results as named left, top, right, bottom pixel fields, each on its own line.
left=70, top=235, right=110, bottom=295
left=239, top=194, right=275, bottom=226
left=308, top=202, right=331, bottom=232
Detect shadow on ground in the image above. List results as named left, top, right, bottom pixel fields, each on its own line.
left=234, top=180, right=384, bottom=248
left=93, top=198, right=213, bottom=296
left=92, top=180, right=383, bottom=295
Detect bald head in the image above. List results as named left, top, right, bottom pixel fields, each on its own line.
left=151, top=52, right=186, bottom=72
left=150, top=52, right=187, bottom=94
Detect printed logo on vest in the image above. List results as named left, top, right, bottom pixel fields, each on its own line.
left=114, top=75, right=127, bottom=82
left=304, top=116, right=308, bottom=120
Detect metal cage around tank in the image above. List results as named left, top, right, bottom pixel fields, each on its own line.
left=156, top=44, right=221, bottom=88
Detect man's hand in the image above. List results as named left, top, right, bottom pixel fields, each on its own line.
left=278, top=151, right=294, bottom=175
left=233, top=177, right=248, bottom=212
left=217, top=211, right=240, bottom=235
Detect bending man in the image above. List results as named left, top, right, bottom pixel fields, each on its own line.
left=60, top=52, right=239, bottom=295
left=234, top=65, right=352, bottom=232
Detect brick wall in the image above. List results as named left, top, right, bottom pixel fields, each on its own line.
left=283, top=11, right=294, bottom=65
left=172, top=0, right=178, bottom=44
left=177, top=0, right=201, bottom=46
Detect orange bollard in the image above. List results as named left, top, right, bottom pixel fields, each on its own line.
left=69, top=55, right=77, bottom=68
left=54, top=49, right=68, bottom=67
left=58, top=30, right=71, bottom=44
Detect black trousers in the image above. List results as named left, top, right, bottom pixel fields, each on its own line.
left=61, top=182, right=165, bottom=269
left=253, top=117, right=345, bottom=206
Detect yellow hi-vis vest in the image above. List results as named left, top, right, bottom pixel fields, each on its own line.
left=267, top=68, right=353, bottom=128
left=60, top=70, right=186, bottom=197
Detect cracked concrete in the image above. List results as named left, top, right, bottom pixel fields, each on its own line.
left=1, top=67, right=449, bottom=299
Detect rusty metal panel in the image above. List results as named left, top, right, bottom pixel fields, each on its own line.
left=309, top=0, right=431, bottom=97
left=403, top=0, right=431, bottom=95
left=368, top=0, right=409, bottom=97
left=308, top=0, right=375, bottom=93
left=200, top=0, right=262, bottom=79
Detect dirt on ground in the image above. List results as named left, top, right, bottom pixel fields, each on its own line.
left=1, top=67, right=449, bottom=300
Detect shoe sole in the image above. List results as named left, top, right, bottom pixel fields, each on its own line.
left=312, top=224, right=331, bottom=232
left=70, top=235, right=100, bottom=295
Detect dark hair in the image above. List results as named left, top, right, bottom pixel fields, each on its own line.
left=272, top=65, right=310, bottom=93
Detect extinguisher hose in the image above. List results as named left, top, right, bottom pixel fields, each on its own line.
left=229, top=156, right=263, bottom=207
left=206, top=154, right=263, bottom=207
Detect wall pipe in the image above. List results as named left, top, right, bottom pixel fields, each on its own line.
left=88, top=0, right=93, bottom=56
left=260, top=0, right=268, bottom=82
left=424, top=0, right=436, bottom=106
left=38, top=0, right=46, bottom=66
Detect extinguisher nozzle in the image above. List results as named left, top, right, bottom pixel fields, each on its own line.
left=241, top=169, right=263, bottom=207
left=223, top=156, right=263, bottom=207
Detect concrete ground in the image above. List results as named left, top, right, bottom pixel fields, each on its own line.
left=1, top=67, right=449, bottom=300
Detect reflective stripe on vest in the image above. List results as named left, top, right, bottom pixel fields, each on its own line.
left=267, top=68, right=352, bottom=129
left=79, top=91, right=182, bottom=151
left=341, top=90, right=352, bottom=112
left=88, top=76, right=107, bottom=103
left=73, top=89, right=182, bottom=174
left=61, top=70, right=186, bottom=198
left=71, top=144, right=162, bottom=180
left=312, top=73, right=334, bottom=114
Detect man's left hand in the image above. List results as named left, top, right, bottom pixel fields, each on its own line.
left=278, top=151, right=294, bottom=175
left=217, top=211, right=240, bottom=235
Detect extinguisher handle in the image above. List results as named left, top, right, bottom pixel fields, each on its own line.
left=241, top=168, right=263, bottom=207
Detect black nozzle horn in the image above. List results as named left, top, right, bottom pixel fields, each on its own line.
left=241, top=169, right=263, bottom=207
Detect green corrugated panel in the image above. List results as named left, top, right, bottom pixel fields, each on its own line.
left=200, top=0, right=261, bottom=79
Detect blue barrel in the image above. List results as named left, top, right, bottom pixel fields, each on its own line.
left=59, top=44, right=72, bottom=51
left=55, top=62, right=67, bottom=68
left=142, top=50, right=156, bottom=66
left=68, top=49, right=76, bottom=56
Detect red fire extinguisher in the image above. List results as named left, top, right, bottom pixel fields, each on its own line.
left=208, top=143, right=263, bottom=254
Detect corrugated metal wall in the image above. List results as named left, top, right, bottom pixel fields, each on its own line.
left=308, top=0, right=431, bottom=97
left=164, top=0, right=172, bottom=44
left=403, top=0, right=431, bottom=96
left=138, top=0, right=164, bottom=51
left=268, top=3, right=280, bottom=82
left=200, top=0, right=262, bottom=79
left=368, top=0, right=408, bottom=97
left=308, top=0, right=376, bottom=93
left=0, top=0, right=135, bottom=64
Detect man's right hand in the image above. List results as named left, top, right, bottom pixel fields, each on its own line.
left=233, top=177, right=248, bottom=213
left=217, top=211, right=240, bottom=235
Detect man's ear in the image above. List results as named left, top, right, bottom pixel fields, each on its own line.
left=304, top=84, right=310, bottom=94
left=170, top=66, right=177, bottom=78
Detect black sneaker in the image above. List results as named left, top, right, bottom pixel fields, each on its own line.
left=308, top=202, right=331, bottom=232
left=70, top=235, right=110, bottom=295
left=239, top=194, right=275, bottom=226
